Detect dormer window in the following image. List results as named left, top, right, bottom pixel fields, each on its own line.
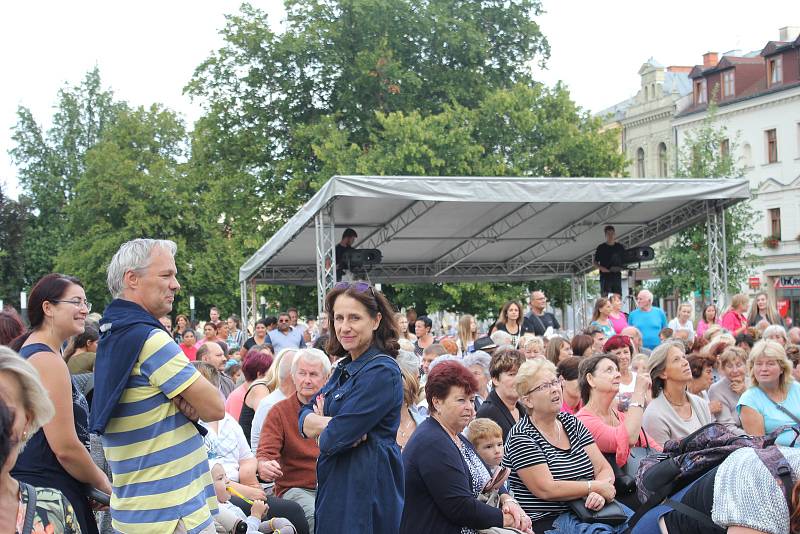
left=722, top=70, right=735, bottom=98
left=694, top=79, right=707, bottom=104
left=768, top=56, right=783, bottom=86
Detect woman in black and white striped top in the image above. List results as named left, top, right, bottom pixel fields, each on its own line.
left=502, top=359, right=618, bottom=531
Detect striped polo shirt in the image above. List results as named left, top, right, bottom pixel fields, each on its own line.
left=102, top=329, right=217, bottom=534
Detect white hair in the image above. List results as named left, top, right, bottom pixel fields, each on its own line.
left=462, top=351, right=491, bottom=378
left=637, top=289, right=653, bottom=302
left=291, top=348, right=332, bottom=376
left=396, top=350, right=421, bottom=375
left=0, top=347, right=55, bottom=440
left=428, top=354, right=465, bottom=374
left=107, top=239, right=177, bottom=298
left=490, top=330, right=513, bottom=346
left=763, top=324, right=788, bottom=342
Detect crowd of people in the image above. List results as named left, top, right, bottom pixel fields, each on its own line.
left=2, top=238, right=800, bottom=533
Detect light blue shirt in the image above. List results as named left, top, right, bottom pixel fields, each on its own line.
left=738, top=381, right=800, bottom=447
left=266, top=328, right=305, bottom=354
left=628, top=307, right=668, bottom=349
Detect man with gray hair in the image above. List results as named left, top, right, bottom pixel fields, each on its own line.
left=628, top=289, right=667, bottom=350
left=91, top=238, right=224, bottom=534
left=257, top=348, right=331, bottom=532
left=251, top=349, right=298, bottom=452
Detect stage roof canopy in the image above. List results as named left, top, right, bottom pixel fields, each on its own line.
left=240, top=175, right=750, bottom=286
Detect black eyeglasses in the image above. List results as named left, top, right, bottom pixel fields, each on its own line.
left=51, top=299, right=92, bottom=312
left=334, top=281, right=375, bottom=296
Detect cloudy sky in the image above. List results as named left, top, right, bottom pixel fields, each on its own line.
left=1, top=1, right=795, bottom=197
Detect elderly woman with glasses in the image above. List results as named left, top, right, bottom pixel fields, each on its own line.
left=9, top=274, right=111, bottom=534
left=503, top=359, right=624, bottom=533
left=300, top=281, right=404, bottom=534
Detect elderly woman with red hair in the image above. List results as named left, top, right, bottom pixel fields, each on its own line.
left=401, top=360, right=532, bottom=534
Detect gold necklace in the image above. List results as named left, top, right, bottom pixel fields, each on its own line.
left=533, top=417, right=562, bottom=444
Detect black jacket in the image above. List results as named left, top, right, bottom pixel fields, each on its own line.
left=476, top=388, right=526, bottom=442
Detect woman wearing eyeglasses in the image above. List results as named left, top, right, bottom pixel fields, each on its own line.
left=299, top=281, right=404, bottom=534
left=503, top=358, right=623, bottom=532
left=9, top=273, right=112, bottom=534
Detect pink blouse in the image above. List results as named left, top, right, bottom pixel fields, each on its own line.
left=576, top=406, right=662, bottom=467
left=720, top=310, right=747, bottom=335
left=696, top=318, right=719, bottom=338
left=609, top=312, right=628, bottom=334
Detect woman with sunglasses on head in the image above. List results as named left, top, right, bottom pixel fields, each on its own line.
left=9, top=274, right=112, bottom=534
left=299, top=281, right=404, bottom=534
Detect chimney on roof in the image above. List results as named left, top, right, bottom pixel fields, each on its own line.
left=702, top=52, right=718, bottom=68
left=779, top=26, right=800, bottom=41
left=667, top=66, right=692, bottom=73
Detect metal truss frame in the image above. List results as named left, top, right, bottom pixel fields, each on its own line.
left=506, top=202, right=638, bottom=275
left=706, top=200, right=728, bottom=309
left=240, top=280, right=258, bottom=332
left=433, top=203, right=556, bottom=277
left=315, top=204, right=337, bottom=316
left=359, top=200, right=439, bottom=249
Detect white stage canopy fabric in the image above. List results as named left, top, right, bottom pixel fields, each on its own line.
left=240, top=175, right=750, bottom=287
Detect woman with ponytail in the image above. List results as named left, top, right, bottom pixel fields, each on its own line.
left=10, top=273, right=111, bottom=534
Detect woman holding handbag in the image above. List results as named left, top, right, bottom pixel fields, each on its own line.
left=503, top=359, right=632, bottom=533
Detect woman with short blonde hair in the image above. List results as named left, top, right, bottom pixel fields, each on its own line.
left=739, top=340, right=800, bottom=447
left=520, top=335, right=545, bottom=360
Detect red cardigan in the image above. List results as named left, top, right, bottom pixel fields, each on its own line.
left=256, top=393, right=319, bottom=496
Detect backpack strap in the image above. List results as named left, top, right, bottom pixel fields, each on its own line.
left=753, top=446, right=795, bottom=512
left=20, top=482, right=37, bottom=534
left=768, top=397, right=800, bottom=426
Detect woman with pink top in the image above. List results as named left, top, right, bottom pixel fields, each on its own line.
left=720, top=294, right=749, bottom=336
left=576, top=354, right=661, bottom=470
left=696, top=303, right=720, bottom=339
left=608, top=293, right=628, bottom=334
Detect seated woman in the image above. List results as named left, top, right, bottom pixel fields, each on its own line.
left=707, top=346, right=748, bottom=435
left=545, top=336, right=573, bottom=365
left=556, top=357, right=583, bottom=415
left=476, top=348, right=528, bottom=442
left=570, top=334, right=594, bottom=358
left=739, top=340, right=800, bottom=446
left=641, top=341, right=713, bottom=446
left=503, top=359, right=627, bottom=532
left=576, top=354, right=661, bottom=467
left=400, top=360, right=531, bottom=534
left=0, top=347, right=80, bottom=533
left=686, top=354, right=721, bottom=418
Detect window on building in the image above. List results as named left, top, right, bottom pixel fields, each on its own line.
left=720, top=138, right=730, bottom=159
left=658, top=143, right=668, bottom=177
left=766, top=129, right=778, bottom=163
left=768, top=56, right=783, bottom=86
left=722, top=70, right=735, bottom=98
left=636, top=147, right=645, bottom=177
left=694, top=79, right=707, bottom=104
left=769, top=208, right=782, bottom=239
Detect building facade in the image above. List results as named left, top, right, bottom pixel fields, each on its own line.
left=672, top=27, right=800, bottom=326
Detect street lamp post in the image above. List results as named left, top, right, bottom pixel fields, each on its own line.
left=260, top=296, right=266, bottom=320
left=189, top=295, right=196, bottom=325
left=20, top=291, right=28, bottom=327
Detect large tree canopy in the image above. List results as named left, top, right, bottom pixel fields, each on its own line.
left=186, top=1, right=625, bottom=315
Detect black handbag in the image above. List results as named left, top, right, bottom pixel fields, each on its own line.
left=604, top=432, right=653, bottom=495
left=568, top=498, right=628, bottom=526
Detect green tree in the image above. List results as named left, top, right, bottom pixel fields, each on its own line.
left=653, top=105, right=758, bottom=300
left=10, top=68, right=126, bottom=284
left=0, top=185, right=28, bottom=307
left=185, top=1, right=624, bottom=316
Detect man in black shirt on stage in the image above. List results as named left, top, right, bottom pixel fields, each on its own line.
left=334, top=227, right=358, bottom=280
left=594, top=225, right=625, bottom=296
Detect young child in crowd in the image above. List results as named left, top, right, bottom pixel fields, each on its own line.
left=467, top=418, right=505, bottom=473
left=658, top=327, right=673, bottom=343
left=466, top=418, right=509, bottom=505
left=630, top=354, right=649, bottom=375
left=210, top=463, right=295, bottom=533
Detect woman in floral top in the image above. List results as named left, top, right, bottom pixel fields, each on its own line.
left=0, top=347, right=81, bottom=533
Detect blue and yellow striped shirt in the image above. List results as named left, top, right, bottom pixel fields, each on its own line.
left=102, top=329, right=217, bottom=534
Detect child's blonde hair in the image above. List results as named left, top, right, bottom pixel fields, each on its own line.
left=467, top=418, right=502, bottom=446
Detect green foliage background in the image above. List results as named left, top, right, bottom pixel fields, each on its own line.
left=3, top=1, right=627, bottom=320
